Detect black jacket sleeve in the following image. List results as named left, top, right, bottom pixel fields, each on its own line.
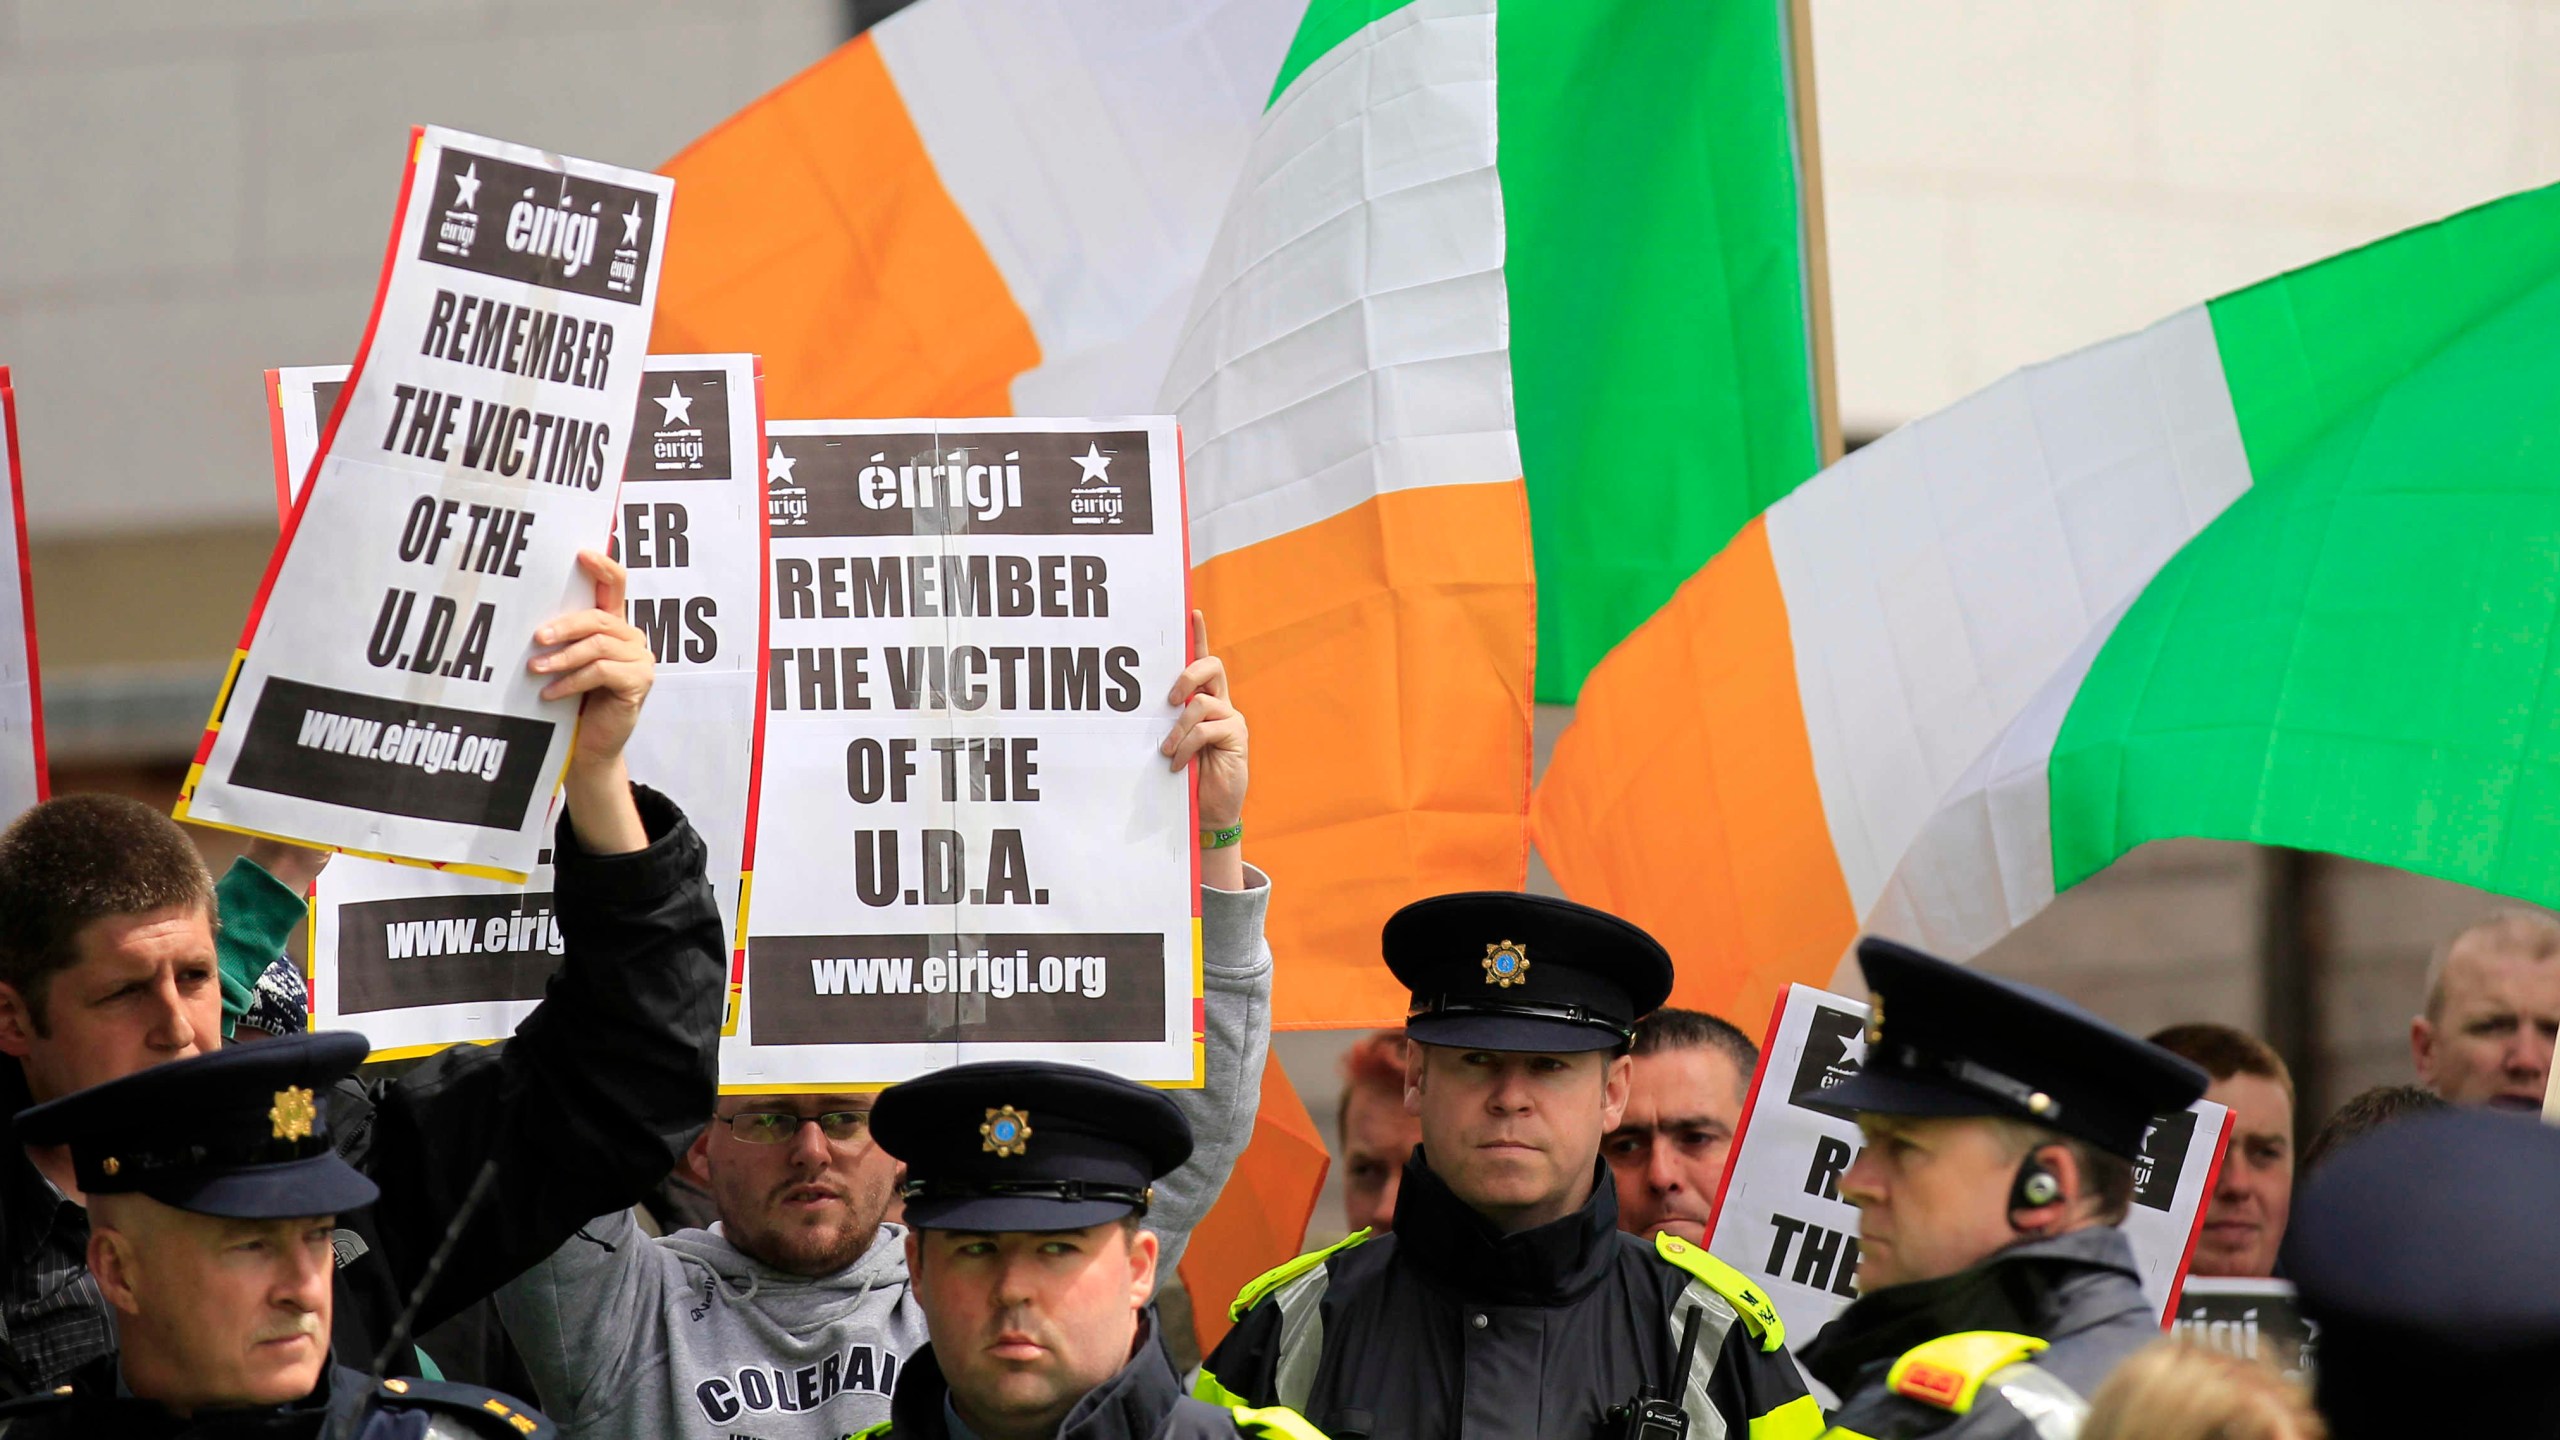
left=341, top=783, right=725, bottom=1337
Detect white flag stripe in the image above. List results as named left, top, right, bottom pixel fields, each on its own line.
left=1161, top=0, right=1519, bottom=565
left=876, top=0, right=1302, bottom=416
left=1766, top=304, right=2252, bottom=916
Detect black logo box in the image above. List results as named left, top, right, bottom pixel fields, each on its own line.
left=772, top=430, right=1153, bottom=537
left=227, top=677, right=554, bottom=831
left=1788, top=1005, right=1868, bottom=1122
left=747, top=932, right=1164, bottom=1045
left=335, top=890, right=558, bottom=1014
left=305, top=372, right=730, bottom=484
left=416, top=145, right=659, bottom=305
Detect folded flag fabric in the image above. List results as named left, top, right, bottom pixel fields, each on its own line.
left=1167, top=0, right=1826, bottom=1023
left=655, top=0, right=1302, bottom=419
left=1537, top=183, right=2560, bottom=1022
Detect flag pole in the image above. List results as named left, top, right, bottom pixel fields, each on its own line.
left=1786, top=0, right=1844, bottom=465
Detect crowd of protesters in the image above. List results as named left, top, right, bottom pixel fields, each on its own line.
left=0, top=552, right=2550, bottom=1437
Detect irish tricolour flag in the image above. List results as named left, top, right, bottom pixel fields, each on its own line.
left=1538, top=184, right=2560, bottom=1020
left=1170, top=0, right=1826, bottom=1021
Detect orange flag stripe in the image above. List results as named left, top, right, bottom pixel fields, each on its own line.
left=1531, top=515, right=1856, bottom=1024
left=1196, top=481, right=1536, bottom=1029
left=655, top=36, right=1037, bottom=419
left=1179, top=1053, right=1330, bottom=1354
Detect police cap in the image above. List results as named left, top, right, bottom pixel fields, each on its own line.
left=1807, top=937, right=2206, bottom=1159
left=2289, top=1107, right=2560, bottom=1437
left=871, top=1061, right=1191, bottom=1232
left=1385, top=892, right=1673, bottom=1054
left=14, top=1031, right=378, bottom=1218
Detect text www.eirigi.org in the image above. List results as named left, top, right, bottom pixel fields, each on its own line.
left=808, top=949, right=1108, bottom=1000
left=296, top=708, right=509, bottom=783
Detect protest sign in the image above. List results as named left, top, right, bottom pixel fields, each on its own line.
left=2173, top=1278, right=2315, bottom=1385
left=732, top=417, right=1196, bottom=1089
left=1707, top=984, right=2231, bottom=1348
left=274, top=355, right=768, bottom=1057
left=180, top=126, right=672, bottom=877
left=0, top=373, right=43, bottom=820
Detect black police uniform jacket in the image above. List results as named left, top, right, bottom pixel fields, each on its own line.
left=0, top=785, right=726, bottom=1398
left=1798, top=1228, right=2157, bottom=1438
left=1200, top=1152, right=1820, bottom=1440
left=860, top=1310, right=1319, bottom=1440
left=0, top=1361, right=552, bottom=1438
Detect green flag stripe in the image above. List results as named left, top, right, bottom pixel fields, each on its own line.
left=1498, top=0, right=1822, bottom=702
left=2048, top=184, right=2560, bottom=899
left=1265, top=0, right=1419, bottom=108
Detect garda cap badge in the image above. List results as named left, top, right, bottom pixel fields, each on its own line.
left=981, top=1105, right=1033, bottom=1158
left=270, top=1085, right=317, bottom=1143
left=1864, top=994, right=1886, bottom=1048
left=1481, top=939, right=1531, bottom=989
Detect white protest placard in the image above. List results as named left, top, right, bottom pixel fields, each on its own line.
left=179, top=125, right=672, bottom=878
left=2173, top=1278, right=2315, bottom=1385
left=732, top=417, right=1197, bottom=1089
left=1707, top=984, right=2231, bottom=1349
left=0, top=372, right=43, bottom=820
left=270, top=357, right=768, bottom=1057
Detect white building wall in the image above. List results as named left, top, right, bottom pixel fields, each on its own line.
left=1814, top=0, right=2560, bottom=438
left=0, top=1, right=842, bottom=536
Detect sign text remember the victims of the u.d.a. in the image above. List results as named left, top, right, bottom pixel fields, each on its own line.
left=178, top=127, right=671, bottom=877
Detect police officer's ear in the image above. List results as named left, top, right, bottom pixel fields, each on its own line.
left=2006, top=1144, right=2078, bottom=1233
left=1121, top=1221, right=1160, bottom=1308
left=86, top=1214, right=142, bottom=1316
left=1402, top=1042, right=1428, bottom=1116
left=1600, top=1050, right=1634, bottom=1131
left=0, top=980, right=41, bottom=1060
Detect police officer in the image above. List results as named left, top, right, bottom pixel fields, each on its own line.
left=2288, top=1106, right=2560, bottom=1436
left=1797, top=939, right=2208, bottom=1439
left=1201, top=893, right=1820, bottom=1440
left=0, top=1032, right=550, bottom=1438
left=860, top=1062, right=1323, bottom=1440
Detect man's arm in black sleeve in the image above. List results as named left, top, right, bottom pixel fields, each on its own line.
left=348, top=783, right=725, bottom=1334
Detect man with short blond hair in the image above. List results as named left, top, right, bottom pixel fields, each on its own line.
left=2411, top=908, right=2560, bottom=1108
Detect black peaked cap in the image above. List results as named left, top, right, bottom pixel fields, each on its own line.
left=1808, top=937, right=2206, bottom=1159
left=872, top=1061, right=1191, bottom=1232
left=1385, top=891, right=1673, bottom=1053
left=2290, top=1108, right=2560, bottom=1437
left=15, top=1030, right=378, bottom=1219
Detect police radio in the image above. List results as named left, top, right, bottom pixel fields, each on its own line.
left=1602, top=1302, right=1704, bottom=1440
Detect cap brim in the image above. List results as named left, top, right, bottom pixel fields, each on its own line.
left=904, top=1195, right=1139, bottom=1233
left=141, top=1155, right=379, bottom=1220
left=1405, top=1012, right=1624, bottom=1054
left=1796, top=1066, right=2008, bottom=1121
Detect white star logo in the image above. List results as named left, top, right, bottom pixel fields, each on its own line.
left=652, top=382, right=693, bottom=427
left=621, top=202, right=645, bottom=246
left=452, top=162, right=481, bottom=210
left=1835, top=1029, right=1867, bottom=1068
left=1071, top=443, right=1112, bottom=485
left=766, top=444, right=797, bottom=486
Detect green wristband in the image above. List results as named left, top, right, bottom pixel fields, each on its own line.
left=1199, top=822, right=1244, bottom=850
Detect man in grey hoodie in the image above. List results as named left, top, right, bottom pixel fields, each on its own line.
left=496, top=623, right=1271, bottom=1440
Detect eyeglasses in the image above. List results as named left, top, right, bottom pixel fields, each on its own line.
left=720, top=1110, right=872, bottom=1145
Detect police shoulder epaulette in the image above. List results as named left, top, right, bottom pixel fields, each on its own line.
left=1652, top=1232, right=1785, bottom=1353
left=1228, top=1227, right=1375, bottom=1321
left=1229, top=1403, right=1333, bottom=1440
left=1884, top=1332, right=2050, bottom=1414
left=376, top=1376, right=554, bottom=1438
